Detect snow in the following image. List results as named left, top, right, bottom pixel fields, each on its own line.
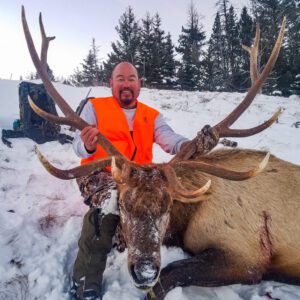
left=100, top=189, right=119, bottom=216
left=0, top=79, right=300, bottom=299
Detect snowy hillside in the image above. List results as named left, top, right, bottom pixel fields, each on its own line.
left=0, top=79, right=299, bottom=300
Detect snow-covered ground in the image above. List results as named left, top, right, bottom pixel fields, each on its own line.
left=0, top=79, right=299, bottom=300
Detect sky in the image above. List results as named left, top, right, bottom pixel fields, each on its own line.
left=0, top=0, right=249, bottom=80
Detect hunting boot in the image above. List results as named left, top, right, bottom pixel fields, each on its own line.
left=71, top=207, right=119, bottom=299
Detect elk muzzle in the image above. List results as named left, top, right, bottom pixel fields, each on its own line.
left=129, top=257, right=160, bottom=289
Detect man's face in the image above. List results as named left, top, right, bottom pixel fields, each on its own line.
left=110, top=63, right=141, bottom=108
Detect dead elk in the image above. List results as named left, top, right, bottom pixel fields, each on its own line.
left=20, top=6, right=300, bottom=300
left=146, top=149, right=300, bottom=299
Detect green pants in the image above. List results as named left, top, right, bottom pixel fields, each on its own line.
left=73, top=207, right=119, bottom=298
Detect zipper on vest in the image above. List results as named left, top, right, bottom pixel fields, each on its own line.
left=130, top=131, right=137, bottom=161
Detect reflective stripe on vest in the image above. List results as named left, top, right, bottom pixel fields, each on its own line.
left=80, top=97, right=159, bottom=165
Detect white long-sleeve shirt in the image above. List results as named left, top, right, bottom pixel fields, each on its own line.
left=73, top=100, right=188, bottom=158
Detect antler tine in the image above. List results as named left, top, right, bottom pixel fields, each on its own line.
left=171, top=19, right=285, bottom=163
left=21, top=6, right=123, bottom=157
left=28, top=96, right=81, bottom=128
left=218, top=107, right=282, bottom=138
left=39, top=12, right=55, bottom=73
left=215, top=17, right=286, bottom=134
left=164, top=166, right=211, bottom=203
left=242, top=23, right=260, bottom=85
left=35, top=146, right=125, bottom=180
left=177, top=152, right=270, bottom=181
left=22, top=6, right=75, bottom=118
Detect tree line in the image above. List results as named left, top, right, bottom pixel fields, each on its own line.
left=68, top=0, right=300, bottom=96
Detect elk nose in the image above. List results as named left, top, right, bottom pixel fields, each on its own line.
left=131, top=260, right=159, bottom=288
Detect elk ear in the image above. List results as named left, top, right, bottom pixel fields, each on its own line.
left=111, top=156, right=123, bottom=183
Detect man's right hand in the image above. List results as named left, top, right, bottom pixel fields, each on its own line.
left=81, top=126, right=98, bottom=153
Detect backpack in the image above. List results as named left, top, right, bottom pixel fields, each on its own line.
left=2, top=81, right=73, bottom=147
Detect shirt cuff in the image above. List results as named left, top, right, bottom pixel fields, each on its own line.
left=78, top=140, right=96, bottom=158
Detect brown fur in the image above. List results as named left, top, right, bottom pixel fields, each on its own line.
left=168, top=149, right=300, bottom=277
left=114, top=148, right=300, bottom=293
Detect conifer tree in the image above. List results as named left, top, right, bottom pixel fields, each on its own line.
left=238, top=6, right=255, bottom=90
left=80, top=39, right=103, bottom=86
left=249, top=0, right=284, bottom=93
left=203, top=12, right=224, bottom=91
left=176, top=2, right=206, bottom=90
left=215, top=1, right=241, bottom=90
left=138, top=13, right=176, bottom=88
left=215, top=0, right=231, bottom=80
left=70, top=38, right=103, bottom=87
left=281, top=0, right=300, bottom=95
left=148, top=13, right=165, bottom=87
left=161, top=32, right=177, bottom=88
left=69, top=67, right=84, bottom=87
left=226, top=5, right=241, bottom=90
left=138, top=13, right=155, bottom=85
left=104, top=6, right=140, bottom=79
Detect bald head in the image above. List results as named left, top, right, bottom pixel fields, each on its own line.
left=111, top=62, right=139, bottom=79
left=110, top=61, right=141, bottom=108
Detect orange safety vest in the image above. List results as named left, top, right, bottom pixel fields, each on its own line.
left=81, top=97, right=159, bottom=165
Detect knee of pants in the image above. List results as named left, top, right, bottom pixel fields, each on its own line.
left=101, top=214, right=120, bottom=236
left=80, top=212, right=119, bottom=254
left=95, top=213, right=120, bottom=253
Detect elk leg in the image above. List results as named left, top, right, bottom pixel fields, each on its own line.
left=263, top=271, right=300, bottom=285
left=146, top=248, right=264, bottom=300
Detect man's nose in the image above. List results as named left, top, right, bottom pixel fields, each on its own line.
left=122, top=80, right=130, bottom=87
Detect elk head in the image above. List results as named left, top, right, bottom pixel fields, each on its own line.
left=21, top=6, right=285, bottom=289
left=111, top=158, right=212, bottom=288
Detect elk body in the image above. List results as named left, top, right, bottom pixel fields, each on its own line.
left=109, top=148, right=300, bottom=299
left=150, top=149, right=300, bottom=297
left=20, top=6, right=299, bottom=300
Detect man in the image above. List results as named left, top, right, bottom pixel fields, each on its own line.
left=70, top=62, right=217, bottom=300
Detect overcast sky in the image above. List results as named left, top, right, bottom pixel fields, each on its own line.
left=0, top=0, right=249, bottom=80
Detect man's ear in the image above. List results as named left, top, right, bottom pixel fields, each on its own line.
left=109, top=79, right=113, bottom=88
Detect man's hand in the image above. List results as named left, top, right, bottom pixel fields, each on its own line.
left=81, top=126, right=98, bottom=153
left=176, top=125, right=219, bottom=161
left=195, top=125, right=219, bottom=153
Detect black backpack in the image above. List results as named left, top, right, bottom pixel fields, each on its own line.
left=2, top=81, right=73, bottom=147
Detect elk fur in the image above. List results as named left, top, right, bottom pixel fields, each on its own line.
left=167, top=148, right=300, bottom=278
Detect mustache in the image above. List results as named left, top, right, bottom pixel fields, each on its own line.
left=120, top=88, right=133, bottom=94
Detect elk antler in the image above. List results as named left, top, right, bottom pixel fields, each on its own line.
left=172, top=17, right=286, bottom=162
left=164, top=166, right=211, bottom=203
left=36, top=146, right=127, bottom=180
left=242, top=23, right=260, bottom=88
left=39, top=12, right=55, bottom=75
left=21, top=7, right=284, bottom=193
left=21, top=6, right=123, bottom=158
left=35, top=147, right=125, bottom=180
left=176, top=152, right=270, bottom=181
